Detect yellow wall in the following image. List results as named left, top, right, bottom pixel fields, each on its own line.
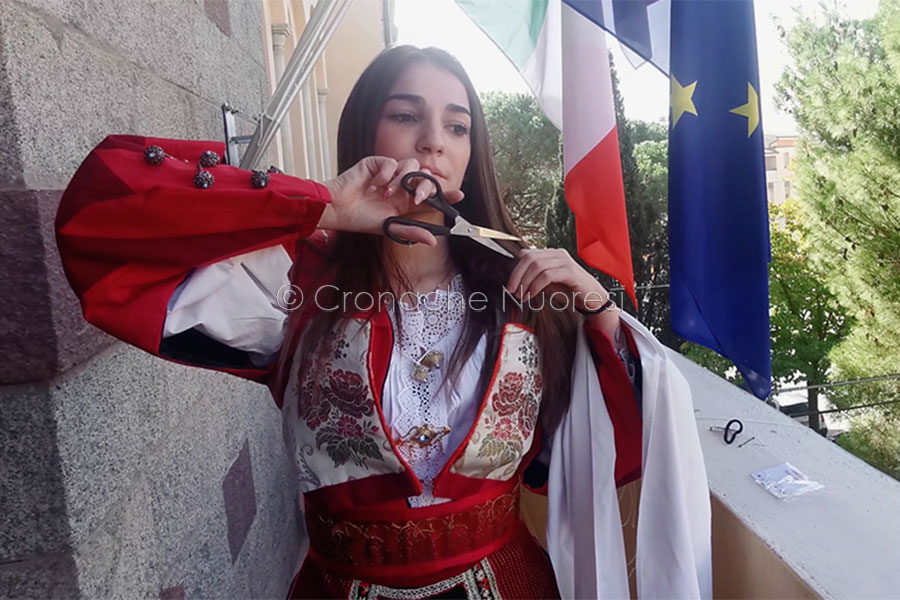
left=261, top=0, right=388, bottom=180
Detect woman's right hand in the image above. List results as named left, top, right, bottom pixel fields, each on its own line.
left=317, top=156, right=464, bottom=247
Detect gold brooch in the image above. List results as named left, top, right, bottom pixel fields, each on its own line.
left=412, top=349, right=443, bottom=382
left=398, top=424, right=452, bottom=459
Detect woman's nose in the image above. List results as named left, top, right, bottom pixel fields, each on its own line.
left=416, top=119, right=444, bottom=155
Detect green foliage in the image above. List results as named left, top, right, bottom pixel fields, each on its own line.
left=776, top=0, right=900, bottom=474
left=834, top=410, right=900, bottom=480
left=627, top=133, right=677, bottom=348
left=768, top=199, right=850, bottom=389
left=546, top=180, right=576, bottom=256
left=482, top=91, right=561, bottom=247
left=630, top=120, right=667, bottom=144
left=681, top=342, right=743, bottom=385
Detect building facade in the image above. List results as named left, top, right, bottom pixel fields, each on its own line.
left=0, top=1, right=387, bottom=597
left=261, top=0, right=394, bottom=179
left=764, top=133, right=798, bottom=205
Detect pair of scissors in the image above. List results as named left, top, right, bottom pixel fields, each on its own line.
left=381, top=171, right=520, bottom=258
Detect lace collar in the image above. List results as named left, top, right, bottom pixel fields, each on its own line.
left=387, top=273, right=466, bottom=360
left=393, top=272, right=465, bottom=310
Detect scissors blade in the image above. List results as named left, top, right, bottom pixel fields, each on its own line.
left=449, top=221, right=515, bottom=258
left=449, top=219, right=521, bottom=241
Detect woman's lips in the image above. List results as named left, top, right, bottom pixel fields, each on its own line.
left=420, top=165, right=446, bottom=179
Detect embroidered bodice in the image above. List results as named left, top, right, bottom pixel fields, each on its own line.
left=160, top=245, right=637, bottom=512
left=383, top=273, right=487, bottom=507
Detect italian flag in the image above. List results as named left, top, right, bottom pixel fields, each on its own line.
left=458, top=0, right=636, bottom=306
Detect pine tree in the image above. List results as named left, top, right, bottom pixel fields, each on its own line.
left=776, top=0, right=900, bottom=475
left=482, top=91, right=561, bottom=247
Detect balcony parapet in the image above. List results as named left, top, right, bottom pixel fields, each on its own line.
left=673, top=350, right=900, bottom=598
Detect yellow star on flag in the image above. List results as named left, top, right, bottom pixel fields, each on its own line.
left=730, top=82, right=760, bottom=137
left=670, top=75, right=698, bottom=128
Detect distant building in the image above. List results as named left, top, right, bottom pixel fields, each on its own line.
left=764, top=134, right=798, bottom=205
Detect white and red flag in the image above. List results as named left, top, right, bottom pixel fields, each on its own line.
left=458, top=0, right=636, bottom=306
left=457, top=3, right=712, bottom=599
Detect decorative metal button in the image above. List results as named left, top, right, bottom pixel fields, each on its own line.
left=199, top=150, right=220, bottom=168
left=193, top=170, right=214, bottom=189
left=144, top=145, right=165, bottom=165
left=250, top=170, right=270, bottom=189
left=266, top=165, right=284, bottom=174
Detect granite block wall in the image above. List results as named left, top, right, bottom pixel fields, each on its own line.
left=0, top=0, right=302, bottom=597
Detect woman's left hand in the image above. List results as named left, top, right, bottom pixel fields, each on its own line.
left=505, top=248, right=605, bottom=308
left=505, top=247, right=621, bottom=336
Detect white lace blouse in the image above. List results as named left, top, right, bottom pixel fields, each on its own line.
left=382, top=273, right=486, bottom=507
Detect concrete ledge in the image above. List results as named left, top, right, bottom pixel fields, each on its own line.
left=674, top=350, right=900, bottom=598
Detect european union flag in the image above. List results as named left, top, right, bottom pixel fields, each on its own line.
left=668, top=0, right=771, bottom=398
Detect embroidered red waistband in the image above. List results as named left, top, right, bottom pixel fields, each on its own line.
left=304, top=481, right=520, bottom=583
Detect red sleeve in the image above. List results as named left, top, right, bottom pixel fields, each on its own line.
left=584, top=320, right=643, bottom=487
left=55, top=134, right=331, bottom=383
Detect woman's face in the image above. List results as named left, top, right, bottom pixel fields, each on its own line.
left=373, top=61, right=472, bottom=195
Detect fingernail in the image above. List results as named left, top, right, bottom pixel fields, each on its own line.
left=366, top=185, right=376, bottom=195
left=415, top=190, right=425, bottom=204
left=383, top=186, right=393, bottom=199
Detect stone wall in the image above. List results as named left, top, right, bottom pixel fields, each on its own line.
left=0, top=1, right=302, bottom=597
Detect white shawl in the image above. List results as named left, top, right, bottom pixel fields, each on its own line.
left=547, top=313, right=712, bottom=599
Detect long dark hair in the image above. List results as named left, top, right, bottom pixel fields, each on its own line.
left=296, top=46, right=577, bottom=433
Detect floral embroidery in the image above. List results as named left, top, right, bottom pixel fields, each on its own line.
left=476, top=415, right=524, bottom=465
left=333, top=338, right=350, bottom=360
left=475, top=371, right=542, bottom=467
left=314, top=420, right=383, bottom=468
left=298, top=365, right=385, bottom=469
left=298, top=377, right=332, bottom=430
left=455, top=327, right=543, bottom=480
left=492, top=372, right=525, bottom=416
left=323, top=369, right=373, bottom=418
left=517, top=334, right=538, bottom=371
left=519, top=392, right=539, bottom=437
left=336, top=414, right=365, bottom=438
left=295, top=444, right=322, bottom=489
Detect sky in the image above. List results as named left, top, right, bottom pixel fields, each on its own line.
left=394, top=0, right=881, bottom=136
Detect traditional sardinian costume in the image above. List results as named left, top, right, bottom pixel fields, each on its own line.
left=56, top=136, right=712, bottom=599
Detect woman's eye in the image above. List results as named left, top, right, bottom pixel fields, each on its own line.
left=449, top=124, right=469, bottom=136
left=391, top=113, right=416, bottom=124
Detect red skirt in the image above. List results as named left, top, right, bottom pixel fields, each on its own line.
left=287, top=523, right=559, bottom=599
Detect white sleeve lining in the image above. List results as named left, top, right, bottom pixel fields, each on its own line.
left=163, top=245, right=293, bottom=359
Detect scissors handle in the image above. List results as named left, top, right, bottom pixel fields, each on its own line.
left=382, top=216, right=451, bottom=245
left=400, top=171, right=460, bottom=221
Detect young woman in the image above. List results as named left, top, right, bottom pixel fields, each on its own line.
left=56, top=46, right=711, bottom=599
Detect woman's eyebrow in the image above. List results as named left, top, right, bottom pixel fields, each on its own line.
left=385, top=94, right=471, bottom=117
left=447, top=103, right=471, bottom=117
